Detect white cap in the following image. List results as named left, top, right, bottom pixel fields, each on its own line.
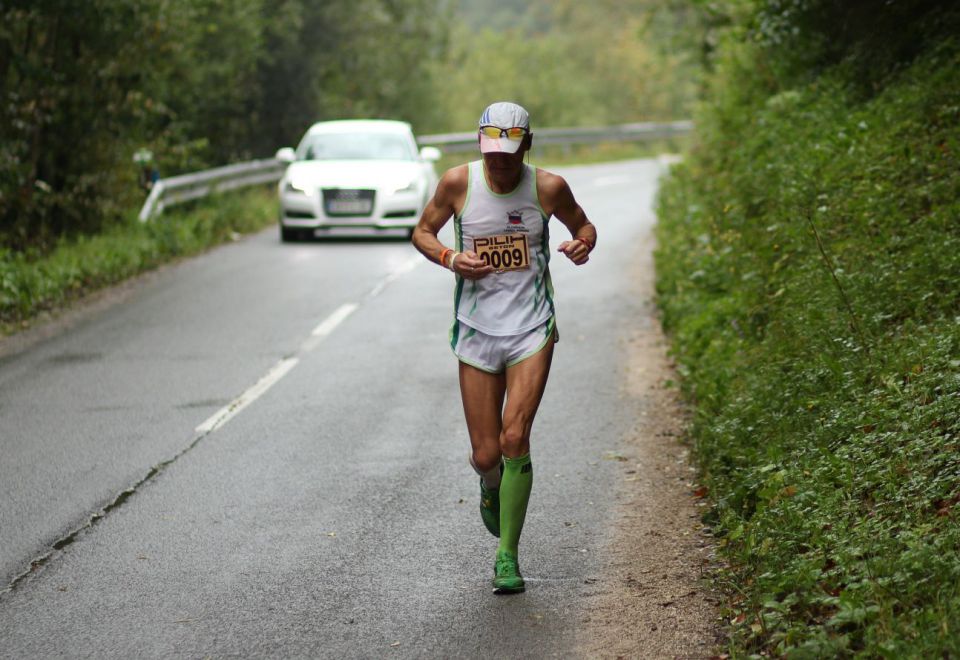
left=478, top=102, right=531, bottom=154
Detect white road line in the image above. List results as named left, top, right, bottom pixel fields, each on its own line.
left=199, top=302, right=358, bottom=434
left=299, top=302, right=359, bottom=353
left=312, top=303, right=359, bottom=338
left=196, top=357, right=299, bottom=434
left=368, top=255, right=422, bottom=298
left=195, top=256, right=423, bottom=435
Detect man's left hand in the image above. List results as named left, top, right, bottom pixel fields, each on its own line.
left=557, top=239, right=590, bottom=265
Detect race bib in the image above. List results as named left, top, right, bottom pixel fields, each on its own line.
left=474, top=234, right=530, bottom=272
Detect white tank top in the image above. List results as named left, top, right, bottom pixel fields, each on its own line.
left=452, top=160, right=554, bottom=336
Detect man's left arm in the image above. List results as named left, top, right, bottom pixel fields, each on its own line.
left=538, top=170, right=596, bottom=266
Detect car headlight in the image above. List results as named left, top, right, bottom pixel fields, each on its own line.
left=390, top=177, right=418, bottom=195
left=284, top=179, right=311, bottom=195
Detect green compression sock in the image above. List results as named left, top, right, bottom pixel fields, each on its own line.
left=498, top=453, right=533, bottom=557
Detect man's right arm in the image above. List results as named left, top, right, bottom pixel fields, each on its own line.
left=412, top=166, right=493, bottom=279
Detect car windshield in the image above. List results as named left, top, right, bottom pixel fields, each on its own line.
left=298, top=132, right=416, bottom=161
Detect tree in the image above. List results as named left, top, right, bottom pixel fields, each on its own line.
left=0, top=0, right=449, bottom=251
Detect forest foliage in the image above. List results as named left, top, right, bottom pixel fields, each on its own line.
left=435, top=0, right=703, bottom=131
left=655, top=0, right=960, bottom=655
left=0, top=0, right=447, bottom=252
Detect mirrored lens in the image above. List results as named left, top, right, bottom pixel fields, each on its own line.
left=479, top=126, right=527, bottom=141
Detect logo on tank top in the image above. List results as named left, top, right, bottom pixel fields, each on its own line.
left=505, top=209, right=528, bottom=233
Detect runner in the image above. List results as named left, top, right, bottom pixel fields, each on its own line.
left=412, top=102, right=597, bottom=594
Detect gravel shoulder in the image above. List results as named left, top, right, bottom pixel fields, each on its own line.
left=578, top=199, right=724, bottom=658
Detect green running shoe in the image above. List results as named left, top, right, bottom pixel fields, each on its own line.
left=492, top=549, right=525, bottom=594
left=479, top=479, right=500, bottom=538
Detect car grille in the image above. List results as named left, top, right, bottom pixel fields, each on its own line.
left=322, top=189, right=375, bottom=217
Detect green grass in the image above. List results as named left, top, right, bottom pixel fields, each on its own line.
left=0, top=186, right=278, bottom=334
left=655, top=38, right=960, bottom=657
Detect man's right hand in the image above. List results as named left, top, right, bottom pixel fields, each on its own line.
left=452, top=251, right=494, bottom=280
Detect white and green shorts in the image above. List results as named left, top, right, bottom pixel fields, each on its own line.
left=451, top=317, right=557, bottom=374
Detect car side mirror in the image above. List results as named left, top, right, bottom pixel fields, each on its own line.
left=419, top=146, right=441, bottom=162
left=275, top=147, right=296, bottom=163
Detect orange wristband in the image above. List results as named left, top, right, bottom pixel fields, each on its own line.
left=439, top=248, right=452, bottom=268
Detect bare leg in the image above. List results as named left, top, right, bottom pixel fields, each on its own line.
left=457, top=338, right=555, bottom=466
left=500, top=339, right=554, bottom=457
left=459, top=363, right=506, bottom=473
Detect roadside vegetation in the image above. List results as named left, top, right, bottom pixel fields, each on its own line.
left=655, top=1, right=960, bottom=655
left=0, top=188, right=276, bottom=333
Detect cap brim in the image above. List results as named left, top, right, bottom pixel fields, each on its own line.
left=479, top=134, right=523, bottom=154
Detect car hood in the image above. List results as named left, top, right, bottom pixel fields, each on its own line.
left=284, top=160, right=424, bottom=190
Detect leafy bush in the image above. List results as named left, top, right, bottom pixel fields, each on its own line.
left=655, top=19, right=960, bottom=658
left=751, top=0, right=958, bottom=89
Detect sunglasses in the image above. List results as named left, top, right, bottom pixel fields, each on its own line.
left=479, top=125, right=529, bottom=141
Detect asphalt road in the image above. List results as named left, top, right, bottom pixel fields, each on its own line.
left=0, top=158, right=667, bottom=658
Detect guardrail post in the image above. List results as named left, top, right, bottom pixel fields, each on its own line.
left=138, top=181, right=166, bottom=223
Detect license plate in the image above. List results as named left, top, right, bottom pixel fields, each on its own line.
left=323, top=189, right=375, bottom=216
left=327, top=199, right=373, bottom=214
left=474, top=234, right=530, bottom=272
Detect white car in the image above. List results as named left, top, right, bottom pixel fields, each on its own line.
left=275, top=119, right=441, bottom=241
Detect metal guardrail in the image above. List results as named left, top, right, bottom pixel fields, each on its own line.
left=138, top=159, right=287, bottom=222
left=138, top=121, right=693, bottom=221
